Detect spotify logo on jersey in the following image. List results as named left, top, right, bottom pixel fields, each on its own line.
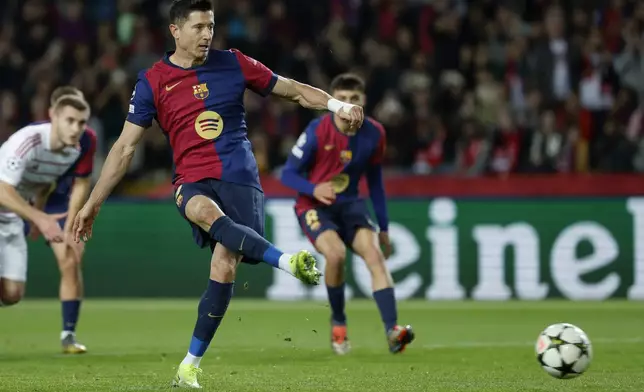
left=195, top=111, right=223, bottom=140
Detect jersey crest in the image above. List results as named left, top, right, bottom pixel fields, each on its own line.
left=340, top=150, right=352, bottom=164
left=192, top=83, right=210, bottom=100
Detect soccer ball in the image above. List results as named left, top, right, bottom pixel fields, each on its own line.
left=535, top=323, right=592, bottom=379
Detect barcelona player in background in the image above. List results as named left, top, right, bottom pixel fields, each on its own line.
left=72, top=0, right=363, bottom=388
left=24, top=86, right=97, bottom=354
left=281, top=74, right=415, bottom=355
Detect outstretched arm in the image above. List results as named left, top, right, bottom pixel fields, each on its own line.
left=74, top=72, right=156, bottom=242
left=85, top=121, right=144, bottom=206
left=72, top=121, right=145, bottom=242
left=271, top=77, right=335, bottom=111
left=231, top=49, right=363, bottom=127
left=272, top=77, right=363, bottom=128
left=87, top=71, right=156, bottom=206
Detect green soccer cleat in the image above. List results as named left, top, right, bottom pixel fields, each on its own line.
left=172, top=363, right=203, bottom=389
left=289, top=250, right=322, bottom=285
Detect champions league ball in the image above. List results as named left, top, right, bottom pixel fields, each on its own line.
left=535, top=323, right=592, bottom=379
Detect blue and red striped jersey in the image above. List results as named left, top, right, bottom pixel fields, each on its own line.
left=281, top=114, right=390, bottom=231
left=45, top=127, right=97, bottom=207
left=126, top=49, right=277, bottom=190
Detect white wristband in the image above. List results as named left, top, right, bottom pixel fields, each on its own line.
left=327, top=98, right=354, bottom=114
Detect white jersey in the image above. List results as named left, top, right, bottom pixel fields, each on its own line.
left=0, top=123, right=81, bottom=221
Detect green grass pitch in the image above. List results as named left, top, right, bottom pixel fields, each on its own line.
left=0, top=300, right=643, bottom=391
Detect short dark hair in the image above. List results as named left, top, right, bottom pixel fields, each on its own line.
left=169, top=0, right=214, bottom=25
left=329, top=73, right=366, bottom=93
left=53, top=95, right=90, bottom=113
left=50, top=86, right=83, bottom=106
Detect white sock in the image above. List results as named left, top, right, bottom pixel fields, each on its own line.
left=61, top=331, right=74, bottom=340
left=278, top=254, right=293, bottom=275
left=181, top=352, right=202, bottom=368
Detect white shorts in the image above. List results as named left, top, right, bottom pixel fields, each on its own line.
left=0, top=216, right=28, bottom=282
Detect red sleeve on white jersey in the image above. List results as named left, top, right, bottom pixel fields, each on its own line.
left=74, top=127, right=97, bottom=177
left=231, top=49, right=278, bottom=97
left=0, top=130, right=41, bottom=186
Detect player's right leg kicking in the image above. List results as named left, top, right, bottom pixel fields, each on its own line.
left=187, top=194, right=321, bottom=286
left=172, top=194, right=321, bottom=388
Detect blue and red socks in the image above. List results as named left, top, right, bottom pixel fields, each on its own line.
left=373, top=287, right=398, bottom=332
left=182, top=280, right=234, bottom=367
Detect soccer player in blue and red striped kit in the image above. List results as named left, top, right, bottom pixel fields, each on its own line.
left=72, top=0, right=364, bottom=388
left=281, top=74, right=415, bottom=355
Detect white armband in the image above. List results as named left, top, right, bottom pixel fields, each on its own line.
left=327, top=98, right=354, bottom=114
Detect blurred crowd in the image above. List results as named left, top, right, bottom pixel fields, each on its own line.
left=1, top=0, right=644, bottom=192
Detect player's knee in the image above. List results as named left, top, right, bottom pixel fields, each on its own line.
left=362, top=247, right=386, bottom=271
left=0, top=279, right=25, bottom=306
left=323, top=244, right=347, bottom=267
left=0, top=295, right=21, bottom=306
left=0, top=288, right=24, bottom=306
left=187, top=197, right=222, bottom=227
left=59, top=259, right=80, bottom=279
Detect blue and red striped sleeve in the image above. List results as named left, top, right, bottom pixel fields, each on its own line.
left=126, top=70, right=157, bottom=128
left=73, top=127, right=97, bottom=177
left=280, top=118, right=321, bottom=196
left=231, top=49, right=278, bottom=97
left=366, top=121, right=389, bottom=232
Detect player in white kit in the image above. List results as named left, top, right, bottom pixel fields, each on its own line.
left=0, top=95, right=90, bottom=308
left=21, top=86, right=97, bottom=354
